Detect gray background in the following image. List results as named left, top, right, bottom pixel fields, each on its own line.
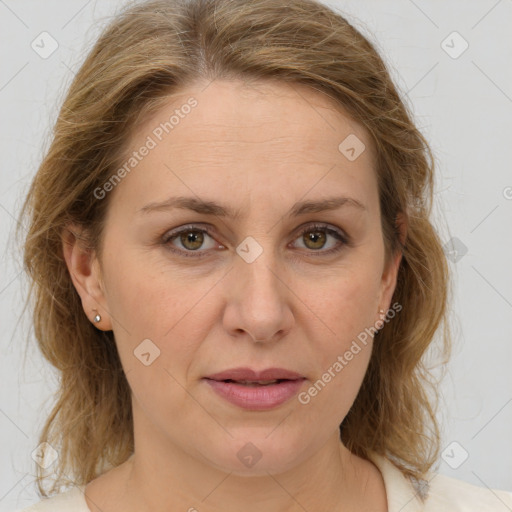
left=1, top=0, right=511, bottom=510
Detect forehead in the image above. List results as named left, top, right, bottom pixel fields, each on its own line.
left=114, top=79, right=378, bottom=217
left=132, top=79, right=372, bottom=156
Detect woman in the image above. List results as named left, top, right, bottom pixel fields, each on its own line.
left=16, top=0, right=512, bottom=510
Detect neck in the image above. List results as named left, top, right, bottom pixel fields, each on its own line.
left=119, top=429, right=372, bottom=512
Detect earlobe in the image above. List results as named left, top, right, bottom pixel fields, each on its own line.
left=377, top=250, right=402, bottom=321
left=61, top=224, right=112, bottom=330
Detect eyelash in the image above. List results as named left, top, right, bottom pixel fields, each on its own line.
left=161, top=223, right=350, bottom=259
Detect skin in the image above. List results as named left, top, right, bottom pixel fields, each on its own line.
left=62, top=78, right=405, bottom=512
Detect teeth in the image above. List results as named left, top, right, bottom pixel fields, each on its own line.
left=235, top=379, right=280, bottom=385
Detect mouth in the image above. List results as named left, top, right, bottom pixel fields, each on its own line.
left=212, top=378, right=297, bottom=386
left=202, top=368, right=306, bottom=410
left=204, top=367, right=305, bottom=382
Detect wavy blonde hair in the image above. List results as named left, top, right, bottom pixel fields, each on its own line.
left=17, top=0, right=452, bottom=497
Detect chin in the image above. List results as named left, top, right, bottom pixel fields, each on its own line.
left=199, top=435, right=311, bottom=476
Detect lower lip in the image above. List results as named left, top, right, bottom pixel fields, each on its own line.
left=204, top=378, right=305, bottom=410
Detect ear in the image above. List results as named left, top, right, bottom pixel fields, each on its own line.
left=376, top=211, right=407, bottom=321
left=61, top=223, right=112, bottom=331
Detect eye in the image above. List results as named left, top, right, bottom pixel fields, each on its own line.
left=162, top=222, right=350, bottom=259
left=162, top=224, right=222, bottom=257
left=290, top=223, right=349, bottom=256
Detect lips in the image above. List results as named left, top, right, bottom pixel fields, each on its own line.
left=204, top=367, right=305, bottom=383
left=203, top=367, right=306, bottom=410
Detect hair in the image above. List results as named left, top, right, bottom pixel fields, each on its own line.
left=17, top=0, right=452, bottom=498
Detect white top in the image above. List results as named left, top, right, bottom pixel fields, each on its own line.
left=15, top=453, right=512, bottom=511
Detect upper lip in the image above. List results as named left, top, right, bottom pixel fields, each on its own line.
left=204, top=367, right=305, bottom=381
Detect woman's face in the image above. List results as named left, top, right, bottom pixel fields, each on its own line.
left=70, top=79, right=402, bottom=475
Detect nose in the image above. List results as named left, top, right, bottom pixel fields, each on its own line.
left=222, top=252, right=295, bottom=344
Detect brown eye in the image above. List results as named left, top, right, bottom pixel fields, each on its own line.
left=163, top=225, right=219, bottom=256
left=303, top=230, right=327, bottom=250
left=179, top=230, right=204, bottom=250
left=291, top=223, right=349, bottom=256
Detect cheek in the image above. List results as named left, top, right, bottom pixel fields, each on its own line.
left=103, top=256, right=220, bottom=376
left=297, top=263, right=382, bottom=402
left=103, top=266, right=206, bottom=416
left=308, top=266, right=381, bottom=343
left=104, top=249, right=199, bottom=334
left=297, top=276, right=378, bottom=420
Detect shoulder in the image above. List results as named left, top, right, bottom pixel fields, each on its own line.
left=14, top=486, right=89, bottom=512
left=368, top=452, right=512, bottom=512
left=425, top=472, right=512, bottom=511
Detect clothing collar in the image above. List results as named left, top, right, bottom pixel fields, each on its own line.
left=367, top=452, right=427, bottom=512
left=77, top=453, right=430, bottom=511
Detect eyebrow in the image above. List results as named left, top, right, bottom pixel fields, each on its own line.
left=138, top=195, right=366, bottom=218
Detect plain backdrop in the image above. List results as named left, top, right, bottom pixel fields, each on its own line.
left=1, top=0, right=511, bottom=510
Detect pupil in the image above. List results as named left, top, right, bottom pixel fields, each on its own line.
left=305, top=230, right=325, bottom=249
left=181, top=231, right=203, bottom=250
left=178, top=229, right=327, bottom=251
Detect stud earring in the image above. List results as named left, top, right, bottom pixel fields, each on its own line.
left=93, top=310, right=101, bottom=323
